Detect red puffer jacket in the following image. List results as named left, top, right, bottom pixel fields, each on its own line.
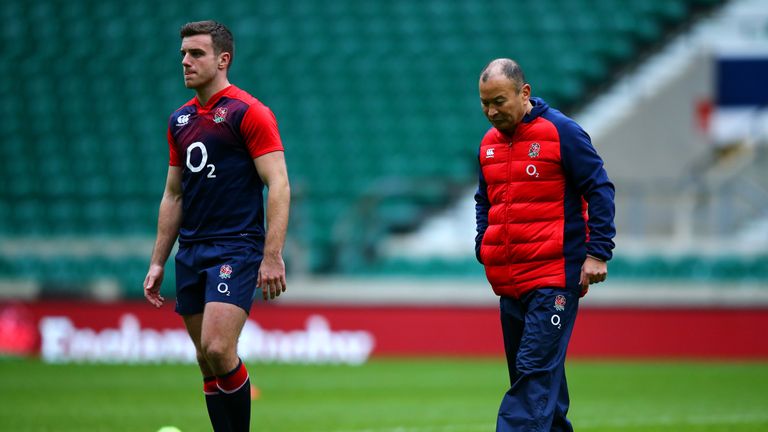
left=474, top=98, right=615, bottom=298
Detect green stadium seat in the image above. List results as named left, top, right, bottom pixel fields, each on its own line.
left=0, top=0, right=726, bottom=286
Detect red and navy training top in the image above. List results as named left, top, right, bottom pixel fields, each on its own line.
left=167, top=85, right=284, bottom=245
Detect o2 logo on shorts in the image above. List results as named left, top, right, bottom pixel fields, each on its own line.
left=219, top=264, right=233, bottom=279
left=217, top=283, right=231, bottom=296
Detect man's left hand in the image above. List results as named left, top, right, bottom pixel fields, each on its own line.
left=258, top=253, right=287, bottom=301
left=579, top=256, right=607, bottom=296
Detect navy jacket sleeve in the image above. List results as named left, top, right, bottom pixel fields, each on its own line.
left=474, top=153, right=490, bottom=264
left=559, top=120, right=616, bottom=261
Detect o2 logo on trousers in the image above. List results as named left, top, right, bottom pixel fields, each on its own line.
left=551, top=314, right=561, bottom=329
left=186, top=142, right=216, bottom=178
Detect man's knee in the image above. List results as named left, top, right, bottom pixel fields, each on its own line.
left=201, top=338, right=236, bottom=367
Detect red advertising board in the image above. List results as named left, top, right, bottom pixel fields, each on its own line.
left=1, top=301, right=767, bottom=362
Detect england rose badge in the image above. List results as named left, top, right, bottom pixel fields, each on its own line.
left=554, top=294, right=566, bottom=311
left=219, top=264, right=233, bottom=279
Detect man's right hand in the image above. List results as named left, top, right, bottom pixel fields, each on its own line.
left=143, top=264, right=166, bottom=308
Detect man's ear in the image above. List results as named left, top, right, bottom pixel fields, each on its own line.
left=520, top=83, right=531, bottom=101
left=218, top=52, right=231, bottom=70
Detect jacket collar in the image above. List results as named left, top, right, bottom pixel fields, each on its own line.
left=522, top=97, right=548, bottom=123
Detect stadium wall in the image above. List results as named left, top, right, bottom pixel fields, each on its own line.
left=2, top=300, right=767, bottom=364
left=595, top=53, right=712, bottom=185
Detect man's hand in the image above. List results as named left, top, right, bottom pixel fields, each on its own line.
left=579, top=256, right=607, bottom=296
left=144, top=264, right=166, bottom=308
left=258, top=253, right=287, bottom=301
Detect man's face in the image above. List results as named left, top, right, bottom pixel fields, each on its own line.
left=180, top=34, right=224, bottom=89
left=479, top=75, right=530, bottom=134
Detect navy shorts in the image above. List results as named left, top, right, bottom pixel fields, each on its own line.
left=174, top=241, right=263, bottom=315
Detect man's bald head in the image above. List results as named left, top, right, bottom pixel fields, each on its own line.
left=479, top=58, right=532, bottom=134
left=480, top=58, right=526, bottom=92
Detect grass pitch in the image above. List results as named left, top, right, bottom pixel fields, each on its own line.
left=1, top=358, right=767, bottom=431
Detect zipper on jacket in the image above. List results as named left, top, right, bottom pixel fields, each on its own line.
left=505, top=136, right=515, bottom=282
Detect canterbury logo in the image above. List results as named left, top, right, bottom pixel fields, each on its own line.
left=486, top=148, right=494, bottom=158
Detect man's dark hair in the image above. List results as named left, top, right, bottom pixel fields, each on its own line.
left=180, top=20, right=234, bottom=67
left=480, top=58, right=526, bottom=91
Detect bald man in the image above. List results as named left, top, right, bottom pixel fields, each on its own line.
left=474, top=59, right=615, bottom=431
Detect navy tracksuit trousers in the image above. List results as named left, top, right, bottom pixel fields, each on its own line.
left=496, top=288, right=580, bottom=432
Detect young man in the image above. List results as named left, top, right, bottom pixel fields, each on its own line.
left=474, top=59, right=615, bottom=431
left=143, top=20, right=290, bottom=431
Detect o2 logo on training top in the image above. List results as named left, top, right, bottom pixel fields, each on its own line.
left=219, top=264, right=233, bottom=279
left=186, top=141, right=216, bottom=178
left=554, top=294, right=566, bottom=312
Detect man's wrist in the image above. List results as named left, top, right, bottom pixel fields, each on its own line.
left=586, top=254, right=605, bottom=262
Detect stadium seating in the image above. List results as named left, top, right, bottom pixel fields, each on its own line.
left=0, top=0, right=726, bottom=296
